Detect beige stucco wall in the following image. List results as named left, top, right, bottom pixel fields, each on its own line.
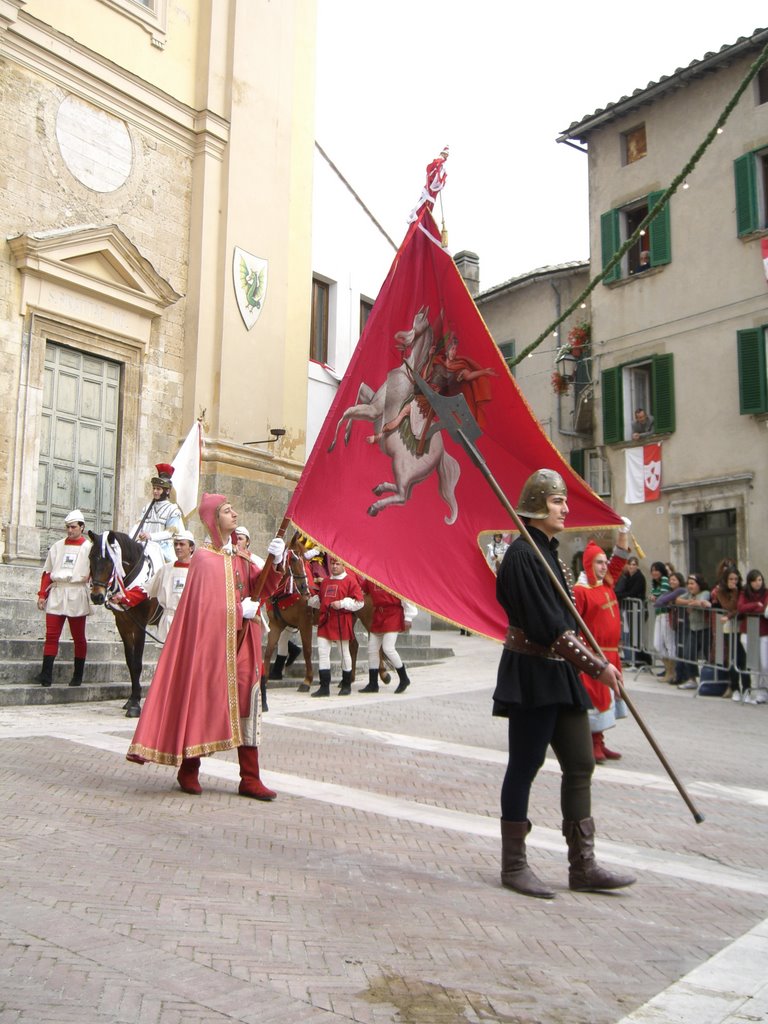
left=0, top=0, right=315, bottom=560
left=585, top=51, right=768, bottom=575
left=477, top=266, right=592, bottom=445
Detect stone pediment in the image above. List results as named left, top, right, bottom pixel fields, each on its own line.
left=7, top=223, right=181, bottom=321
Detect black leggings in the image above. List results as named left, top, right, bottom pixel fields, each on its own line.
left=500, top=705, right=594, bottom=823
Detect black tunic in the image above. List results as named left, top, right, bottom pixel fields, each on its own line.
left=492, top=526, right=592, bottom=716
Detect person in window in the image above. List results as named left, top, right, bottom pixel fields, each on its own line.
left=635, top=249, right=651, bottom=272
left=631, top=408, right=654, bottom=441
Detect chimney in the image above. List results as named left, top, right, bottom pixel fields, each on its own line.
left=454, top=250, right=480, bottom=296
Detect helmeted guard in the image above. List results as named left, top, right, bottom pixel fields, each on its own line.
left=494, top=468, right=635, bottom=899
left=131, top=463, right=184, bottom=563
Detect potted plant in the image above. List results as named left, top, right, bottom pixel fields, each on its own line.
left=566, top=322, right=590, bottom=359
left=551, top=370, right=571, bottom=396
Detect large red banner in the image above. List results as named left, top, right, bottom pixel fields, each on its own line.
left=287, top=207, right=621, bottom=640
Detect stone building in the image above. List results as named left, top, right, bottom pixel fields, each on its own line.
left=557, top=26, right=768, bottom=577
left=0, top=0, right=315, bottom=562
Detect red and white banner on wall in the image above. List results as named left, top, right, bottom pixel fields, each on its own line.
left=762, top=238, right=768, bottom=284
left=625, top=443, right=662, bottom=504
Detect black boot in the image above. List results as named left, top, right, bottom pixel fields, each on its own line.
left=339, top=669, right=352, bottom=696
left=312, top=668, right=331, bottom=697
left=394, top=664, right=411, bottom=693
left=562, top=817, right=636, bottom=892
left=270, top=654, right=287, bottom=680
left=360, top=668, right=379, bottom=693
left=500, top=820, right=555, bottom=899
left=36, top=655, right=55, bottom=687
left=260, top=676, right=269, bottom=713
left=286, top=640, right=302, bottom=666
left=69, top=658, right=85, bottom=687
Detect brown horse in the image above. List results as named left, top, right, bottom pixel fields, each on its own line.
left=87, top=530, right=159, bottom=718
left=262, top=537, right=391, bottom=692
left=262, top=537, right=316, bottom=692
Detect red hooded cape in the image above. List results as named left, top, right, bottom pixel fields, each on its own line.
left=127, top=493, right=275, bottom=766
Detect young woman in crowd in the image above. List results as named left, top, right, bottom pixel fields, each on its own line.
left=737, top=569, right=768, bottom=704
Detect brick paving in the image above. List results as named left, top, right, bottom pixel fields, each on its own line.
left=0, top=634, right=766, bottom=1023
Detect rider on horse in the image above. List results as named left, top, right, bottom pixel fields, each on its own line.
left=130, top=463, right=184, bottom=564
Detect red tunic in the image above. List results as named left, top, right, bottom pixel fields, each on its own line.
left=362, top=579, right=405, bottom=634
left=573, top=552, right=624, bottom=713
left=318, top=572, right=363, bottom=641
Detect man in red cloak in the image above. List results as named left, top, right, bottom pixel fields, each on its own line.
left=573, top=523, right=631, bottom=763
left=127, top=493, right=284, bottom=799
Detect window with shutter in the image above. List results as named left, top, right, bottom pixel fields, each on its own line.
left=737, top=328, right=768, bottom=414
left=734, top=153, right=760, bottom=236
left=601, top=367, right=623, bottom=443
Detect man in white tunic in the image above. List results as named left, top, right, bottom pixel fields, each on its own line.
left=131, top=463, right=184, bottom=564
left=142, top=530, right=196, bottom=641
left=35, top=509, right=92, bottom=687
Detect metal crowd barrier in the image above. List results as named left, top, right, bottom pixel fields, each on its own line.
left=618, top=597, right=767, bottom=698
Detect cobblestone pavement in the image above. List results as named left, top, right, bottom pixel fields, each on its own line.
left=1, top=634, right=767, bottom=1024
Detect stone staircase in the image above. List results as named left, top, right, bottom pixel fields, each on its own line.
left=0, top=563, right=454, bottom=707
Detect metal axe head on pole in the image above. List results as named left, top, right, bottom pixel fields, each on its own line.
left=411, top=370, right=482, bottom=446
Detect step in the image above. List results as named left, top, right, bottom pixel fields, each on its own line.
left=1, top=658, right=159, bottom=686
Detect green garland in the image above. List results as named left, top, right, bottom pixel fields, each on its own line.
left=510, top=35, right=768, bottom=368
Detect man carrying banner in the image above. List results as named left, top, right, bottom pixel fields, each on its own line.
left=493, top=469, right=636, bottom=899
left=131, top=463, right=185, bottom=563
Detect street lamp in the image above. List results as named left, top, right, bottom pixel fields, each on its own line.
left=555, top=349, right=578, bottom=382
left=244, top=427, right=286, bottom=445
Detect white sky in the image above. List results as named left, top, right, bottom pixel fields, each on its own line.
left=315, top=2, right=767, bottom=291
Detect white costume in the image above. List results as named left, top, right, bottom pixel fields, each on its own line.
left=486, top=536, right=509, bottom=574
left=41, top=536, right=92, bottom=618
left=131, top=497, right=184, bottom=563
left=143, top=560, right=190, bottom=641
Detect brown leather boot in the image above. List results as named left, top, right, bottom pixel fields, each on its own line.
left=177, top=757, right=202, bottom=795
left=562, top=817, right=636, bottom=892
left=500, top=820, right=555, bottom=899
left=237, top=746, right=276, bottom=800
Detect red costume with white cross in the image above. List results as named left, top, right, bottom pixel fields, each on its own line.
left=573, top=541, right=627, bottom=714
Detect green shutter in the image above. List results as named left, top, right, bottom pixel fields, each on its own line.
left=647, top=191, right=671, bottom=266
left=569, top=448, right=585, bottom=477
left=600, top=209, right=622, bottom=283
left=734, top=154, right=759, bottom=237
left=737, top=328, right=767, bottom=413
left=652, top=354, right=675, bottom=433
left=601, top=366, right=623, bottom=443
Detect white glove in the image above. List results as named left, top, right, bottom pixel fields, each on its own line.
left=303, top=547, right=320, bottom=560
left=241, top=597, right=258, bottom=620
left=267, top=537, right=285, bottom=560
left=307, top=595, right=320, bottom=609
left=339, top=597, right=364, bottom=612
left=618, top=516, right=632, bottom=534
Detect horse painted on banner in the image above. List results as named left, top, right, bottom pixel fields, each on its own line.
left=88, top=531, right=160, bottom=718
left=327, top=305, right=461, bottom=525
left=262, top=535, right=392, bottom=692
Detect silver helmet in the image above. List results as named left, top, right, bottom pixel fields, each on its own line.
left=515, top=469, right=567, bottom=520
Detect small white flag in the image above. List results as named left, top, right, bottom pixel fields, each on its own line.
left=171, top=421, right=202, bottom=516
